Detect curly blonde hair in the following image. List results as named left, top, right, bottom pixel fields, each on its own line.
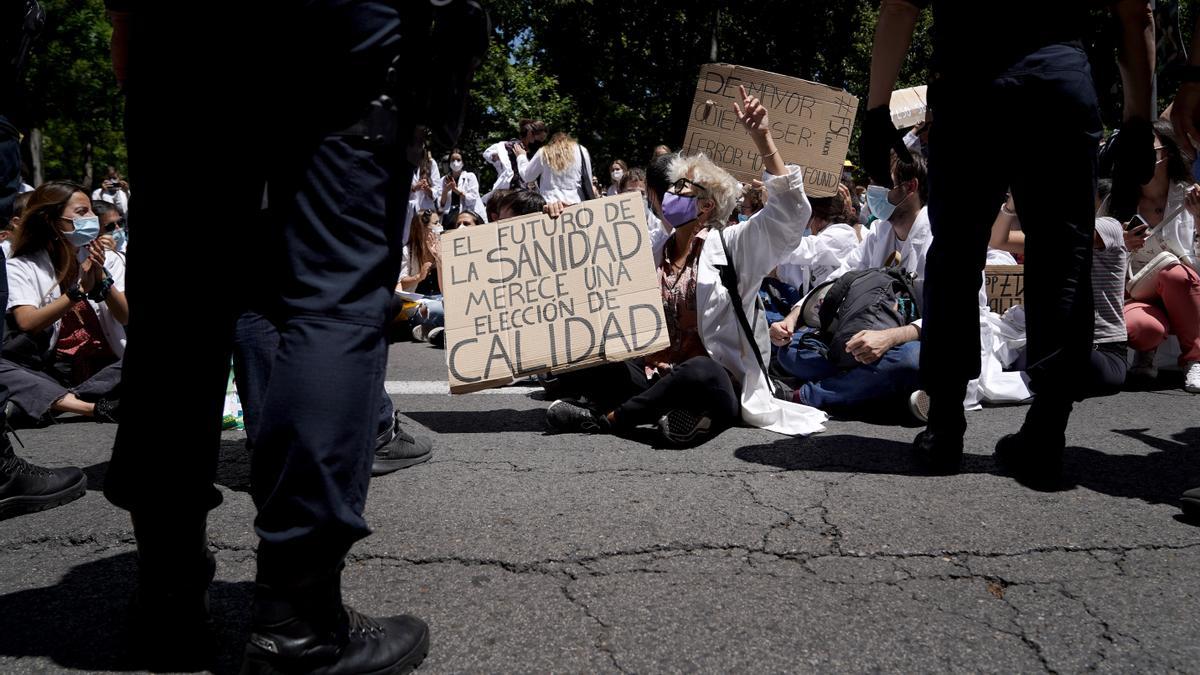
left=668, top=153, right=742, bottom=227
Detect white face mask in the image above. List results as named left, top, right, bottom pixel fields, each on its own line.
left=611, top=169, right=624, bottom=182
left=450, top=160, right=464, bottom=173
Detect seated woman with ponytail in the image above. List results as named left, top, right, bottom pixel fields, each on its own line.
left=0, top=181, right=126, bottom=424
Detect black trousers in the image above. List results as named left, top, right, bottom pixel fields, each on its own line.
left=560, top=356, right=740, bottom=431
left=921, top=43, right=1101, bottom=429
left=1086, top=342, right=1128, bottom=397
left=104, top=4, right=412, bottom=582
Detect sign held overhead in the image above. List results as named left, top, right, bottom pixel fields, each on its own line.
left=681, top=63, right=858, bottom=197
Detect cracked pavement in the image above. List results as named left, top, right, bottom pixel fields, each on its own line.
left=0, top=342, right=1197, bottom=673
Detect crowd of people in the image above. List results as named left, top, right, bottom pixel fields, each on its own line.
left=1, top=0, right=1199, bottom=673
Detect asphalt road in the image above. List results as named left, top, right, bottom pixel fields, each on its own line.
left=0, top=341, right=1197, bottom=673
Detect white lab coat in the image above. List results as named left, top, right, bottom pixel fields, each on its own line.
left=482, top=140, right=519, bottom=198
left=650, top=165, right=828, bottom=436
left=520, top=144, right=594, bottom=206
left=438, top=170, right=488, bottom=222
left=777, top=222, right=860, bottom=295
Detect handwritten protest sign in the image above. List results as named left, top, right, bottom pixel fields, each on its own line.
left=681, top=63, right=858, bottom=198
left=984, top=265, right=1024, bottom=314
left=441, top=193, right=670, bottom=394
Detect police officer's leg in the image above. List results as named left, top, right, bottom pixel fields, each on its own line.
left=916, top=85, right=1009, bottom=467
left=242, top=132, right=428, bottom=672
left=1003, top=54, right=1100, bottom=471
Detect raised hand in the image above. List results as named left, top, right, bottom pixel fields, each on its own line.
left=733, top=84, right=769, bottom=138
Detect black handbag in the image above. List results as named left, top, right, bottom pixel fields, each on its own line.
left=576, top=146, right=596, bottom=201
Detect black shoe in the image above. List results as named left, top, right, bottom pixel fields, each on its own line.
left=911, top=429, right=963, bottom=475
left=94, top=397, right=120, bottom=423
left=0, top=435, right=87, bottom=520
left=243, top=588, right=430, bottom=675
left=427, top=327, right=445, bottom=348
left=128, top=540, right=217, bottom=672
left=545, top=400, right=609, bottom=434
left=994, top=430, right=1064, bottom=490
left=1182, top=486, right=1200, bottom=521
left=372, top=413, right=433, bottom=477
left=657, top=409, right=714, bottom=446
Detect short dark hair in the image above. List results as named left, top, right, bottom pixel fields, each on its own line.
left=92, top=200, right=119, bottom=218
left=453, top=211, right=484, bottom=227
left=619, top=167, right=646, bottom=192
left=808, top=196, right=846, bottom=224
left=497, top=189, right=546, bottom=217
left=891, top=151, right=929, bottom=204
left=646, top=153, right=674, bottom=202
left=519, top=119, right=547, bottom=138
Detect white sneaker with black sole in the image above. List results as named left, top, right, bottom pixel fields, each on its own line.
left=908, top=390, right=930, bottom=423
left=658, top=409, right=713, bottom=446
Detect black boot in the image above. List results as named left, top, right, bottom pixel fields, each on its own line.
left=911, top=390, right=966, bottom=474
left=0, top=429, right=87, bottom=520
left=372, top=412, right=433, bottom=477
left=126, top=514, right=217, bottom=671
left=242, top=567, right=429, bottom=675
left=994, top=398, right=1071, bottom=490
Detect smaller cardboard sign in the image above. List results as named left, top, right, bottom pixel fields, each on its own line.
left=440, top=193, right=671, bottom=394
left=681, top=63, right=858, bottom=198
left=984, top=265, right=1024, bottom=315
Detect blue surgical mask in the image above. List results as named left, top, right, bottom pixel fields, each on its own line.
left=737, top=213, right=749, bottom=222
left=63, top=215, right=100, bottom=247
left=866, top=184, right=900, bottom=223
left=113, top=228, right=128, bottom=250
left=660, top=192, right=699, bottom=227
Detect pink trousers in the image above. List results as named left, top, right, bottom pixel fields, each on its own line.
left=1124, top=263, right=1200, bottom=365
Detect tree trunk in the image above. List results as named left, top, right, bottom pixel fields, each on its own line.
left=82, top=141, right=94, bottom=191
left=28, top=127, right=42, bottom=187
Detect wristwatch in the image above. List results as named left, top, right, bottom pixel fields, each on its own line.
left=64, top=284, right=86, bottom=302
left=87, top=276, right=115, bottom=302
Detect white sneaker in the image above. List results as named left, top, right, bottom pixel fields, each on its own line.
left=1185, top=361, right=1200, bottom=394
left=427, top=326, right=445, bottom=347
left=1129, top=349, right=1158, bottom=380
left=412, top=325, right=428, bottom=342
left=908, top=390, right=930, bottom=423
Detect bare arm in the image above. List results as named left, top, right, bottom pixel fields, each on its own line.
left=988, top=197, right=1026, bottom=255
left=104, top=287, right=129, bottom=325
left=867, top=0, right=921, bottom=108
left=12, top=296, right=74, bottom=335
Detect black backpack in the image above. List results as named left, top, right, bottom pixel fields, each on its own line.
left=817, top=268, right=921, bottom=369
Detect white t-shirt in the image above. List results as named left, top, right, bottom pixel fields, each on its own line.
left=777, top=222, right=860, bottom=294
left=520, top=144, right=594, bottom=206
left=6, top=248, right=127, bottom=356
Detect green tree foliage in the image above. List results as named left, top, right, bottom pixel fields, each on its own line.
left=22, top=0, right=125, bottom=188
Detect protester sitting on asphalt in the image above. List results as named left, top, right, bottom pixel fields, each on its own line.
left=774, top=186, right=861, bottom=297
left=1, top=191, right=30, bottom=258
left=989, top=189, right=1133, bottom=397
left=405, top=150, right=441, bottom=242
left=92, top=199, right=127, bottom=254
left=605, top=159, right=628, bottom=196
left=450, top=211, right=484, bottom=229
left=493, top=188, right=546, bottom=221
left=397, top=208, right=444, bottom=346
left=439, top=148, right=488, bottom=224
left=0, top=182, right=123, bottom=424
left=619, top=167, right=647, bottom=196
left=1113, top=122, right=1200, bottom=393
left=767, top=152, right=930, bottom=420
left=519, top=131, right=596, bottom=206
left=544, top=86, right=827, bottom=445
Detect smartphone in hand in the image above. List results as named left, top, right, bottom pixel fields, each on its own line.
left=1126, top=214, right=1149, bottom=233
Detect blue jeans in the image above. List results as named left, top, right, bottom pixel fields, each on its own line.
left=411, top=296, right=444, bottom=329
left=776, top=335, right=921, bottom=413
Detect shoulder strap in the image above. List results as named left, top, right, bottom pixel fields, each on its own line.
left=716, top=228, right=772, bottom=385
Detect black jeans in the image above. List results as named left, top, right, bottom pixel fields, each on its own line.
left=104, top=2, right=412, bottom=583
left=921, top=43, right=1101, bottom=431
left=1086, top=342, right=1128, bottom=398
left=560, top=356, right=740, bottom=432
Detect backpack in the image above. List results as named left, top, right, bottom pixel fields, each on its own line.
left=817, top=268, right=920, bottom=369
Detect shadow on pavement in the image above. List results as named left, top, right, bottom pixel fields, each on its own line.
left=406, top=408, right=548, bottom=433
left=734, top=427, right=1200, bottom=513
left=0, top=551, right=252, bottom=674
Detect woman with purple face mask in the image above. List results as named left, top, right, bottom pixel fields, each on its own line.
left=544, top=86, right=827, bottom=446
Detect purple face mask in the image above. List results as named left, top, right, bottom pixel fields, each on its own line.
left=660, top=192, right=699, bottom=227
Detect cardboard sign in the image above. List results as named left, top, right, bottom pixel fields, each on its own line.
left=984, top=265, right=1024, bottom=314
left=681, top=63, right=858, bottom=198
left=441, top=193, right=670, bottom=394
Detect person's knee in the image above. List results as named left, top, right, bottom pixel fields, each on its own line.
left=1158, top=263, right=1200, bottom=296
left=1126, top=315, right=1166, bottom=350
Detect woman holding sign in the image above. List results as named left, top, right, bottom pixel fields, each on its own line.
left=546, top=86, right=827, bottom=444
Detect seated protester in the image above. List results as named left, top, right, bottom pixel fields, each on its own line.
left=990, top=194, right=1131, bottom=397
left=775, top=186, right=860, bottom=296
left=449, top=211, right=484, bottom=230
left=92, top=199, right=128, bottom=254
left=404, top=151, right=441, bottom=242
left=484, top=188, right=512, bottom=224
left=618, top=167, right=647, bottom=196
left=2, top=191, right=30, bottom=258
left=0, top=182, right=125, bottom=424
left=1115, top=122, right=1199, bottom=393
left=545, top=86, right=827, bottom=444
left=439, top=148, right=488, bottom=224
left=493, top=188, right=546, bottom=221
left=769, top=151, right=931, bottom=419
left=397, top=209, right=444, bottom=345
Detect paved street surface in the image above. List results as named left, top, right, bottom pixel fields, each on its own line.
left=1, top=341, right=1197, bottom=673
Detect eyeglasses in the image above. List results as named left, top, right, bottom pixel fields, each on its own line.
left=103, top=218, right=127, bottom=233
left=669, top=177, right=708, bottom=196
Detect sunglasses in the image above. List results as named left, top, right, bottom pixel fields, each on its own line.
left=103, top=218, right=127, bottom=233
